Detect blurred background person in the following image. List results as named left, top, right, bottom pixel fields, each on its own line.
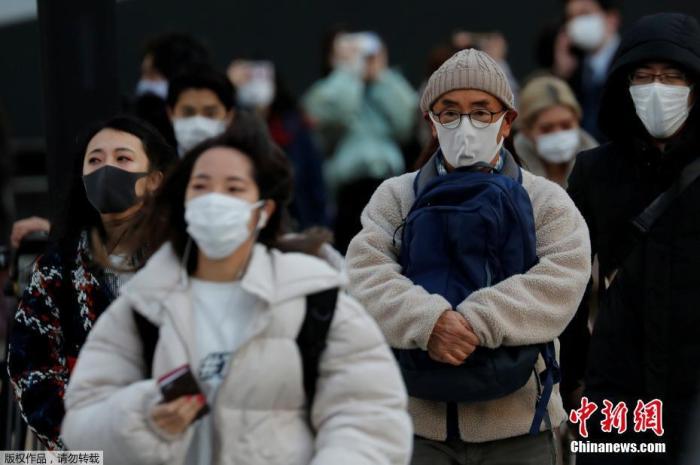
left=229, top=59, right=329, bottom=230
left=166, top=65, right=235, bottom=155
left=132, top=33, right=212, bottom=146
left=513, top=75, right=598, bottom=187
left=554, top=0, right=621, bottom=141
left=303, top=31, right=417, bottom=254
left=7, top=116, right=177, bottom=449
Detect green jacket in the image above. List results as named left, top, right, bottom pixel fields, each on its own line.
left=303, top=68, right=417, bottom=193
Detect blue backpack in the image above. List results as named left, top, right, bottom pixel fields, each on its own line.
left=395, top=151, right=560, bottom=435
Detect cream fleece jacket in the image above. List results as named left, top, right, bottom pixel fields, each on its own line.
left=346, top=168, right=591, bottom=442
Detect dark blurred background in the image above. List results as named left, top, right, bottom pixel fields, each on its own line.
left=0, top=0, right=697, bottom=139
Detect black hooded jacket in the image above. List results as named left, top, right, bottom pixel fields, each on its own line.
left=566, top=13, right=700, bottom=463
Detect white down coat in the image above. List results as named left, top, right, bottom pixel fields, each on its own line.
left=61, top=243, right=412, bottom=465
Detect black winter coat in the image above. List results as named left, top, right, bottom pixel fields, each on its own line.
left=566, top=12, right=700, bottom=465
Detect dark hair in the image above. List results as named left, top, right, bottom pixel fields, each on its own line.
left=51, top=115, right=178, bottom=259
left=166, top=65, right=236, bottom=111
left=145, top=113, right=293, bottom=273
left=143, top=33, right=210, bottom=81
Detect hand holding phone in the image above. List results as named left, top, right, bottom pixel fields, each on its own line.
left=150, top=365, right=210, bottom=435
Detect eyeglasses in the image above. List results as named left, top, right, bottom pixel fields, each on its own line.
left=431, top=108, right=506, bottom=129
left=629, top=70, right=689, bottom=86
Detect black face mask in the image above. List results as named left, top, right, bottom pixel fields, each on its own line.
left=83, top=165, right=149, bottom=214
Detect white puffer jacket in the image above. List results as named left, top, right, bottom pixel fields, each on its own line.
left=61, top=243, right=412, bottom=465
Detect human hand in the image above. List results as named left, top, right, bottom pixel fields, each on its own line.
left=150, top=394, right=206, bottom=436
left=427, top=310, right=480, bottom=366
left=11, top=217, right=50, bottom=249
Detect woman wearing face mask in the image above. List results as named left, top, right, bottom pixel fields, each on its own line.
left=346, top=49, right=591, bottom=464
left=568, top=13, right=700, bottom=465
left=513, top=76, right=598, bottom=187
left=7, top=115, right=177, bottom=450
left=60, top=120, right=412, bottom=465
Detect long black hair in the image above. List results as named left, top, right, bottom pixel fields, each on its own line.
left=51, top=114, right=177, bottom=259
left=144, top=113, right=294, bottom=273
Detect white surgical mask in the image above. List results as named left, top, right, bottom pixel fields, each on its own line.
left=629, top=83, right=691, bottom=139
left=173, top=116, right=227, bottom=155
left=536, top=129, right=580, bottom=164
left=185, top=193, right=267, bottom=260
left=431, top=113, right=506, bottom=168
left=135, top=79, right=168, bottom=99
left=237, top=78, right=275, bottom=109
left=567, top=14, right=607, bottom=52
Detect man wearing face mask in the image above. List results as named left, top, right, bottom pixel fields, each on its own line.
left=228, top=59, right=330, bottom=229
left=347, top=49, right=592, bottom=464
left=556, top=0, right=621, bottom=141
left=132, top=33, right=211, bottom=147
left=568, top=13, right=700, bottom=465
left=166, top=66, right=235, bottom=156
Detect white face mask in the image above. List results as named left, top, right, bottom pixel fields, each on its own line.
left=185, top=193, right=267, bottom=260
left=237, top=78, right=276, bottom=109
left=173, top=116, right=227, bottom=155
left=136, top=79, right=168, bottom=99
left=536, top=129, right=580, bottom=164
left=567, top=14, right=607, bottom=52
left=431, top=113, right=506, bottom=168
left=629, top=83, right=691, bottom=139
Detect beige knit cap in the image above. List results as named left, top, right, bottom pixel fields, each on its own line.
left=420, top=48, right=515, bottom=113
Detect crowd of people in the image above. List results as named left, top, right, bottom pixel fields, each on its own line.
left=1, top=1, right=699, bottom=464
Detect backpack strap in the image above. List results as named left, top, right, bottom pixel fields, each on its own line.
left=529, top=341, right=561, bottom=435
left=296, top=287, right=339, bottom=421
left=632, top=156, right=700, bottom=234
left=131, top=288, right=339, bottom=404
left=132, top=309, right=159, bottom=378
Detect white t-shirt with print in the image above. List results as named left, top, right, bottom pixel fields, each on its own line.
left=187, top=278, right=260, bottom=465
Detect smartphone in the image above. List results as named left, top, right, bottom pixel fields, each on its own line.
left=157, top=364, right=210, bottom=421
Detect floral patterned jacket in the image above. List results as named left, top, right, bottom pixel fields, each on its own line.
left=7, top=232, right=114, bottom=449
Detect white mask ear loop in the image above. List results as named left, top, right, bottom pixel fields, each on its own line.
left=253, top=200, right=269, bottom=233
left=234, top=200, right=269, bottom=281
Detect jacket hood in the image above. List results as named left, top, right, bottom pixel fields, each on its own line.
left=599, top=13, right=700, bottom=140
left=119, top=242, right=345, bottom=323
